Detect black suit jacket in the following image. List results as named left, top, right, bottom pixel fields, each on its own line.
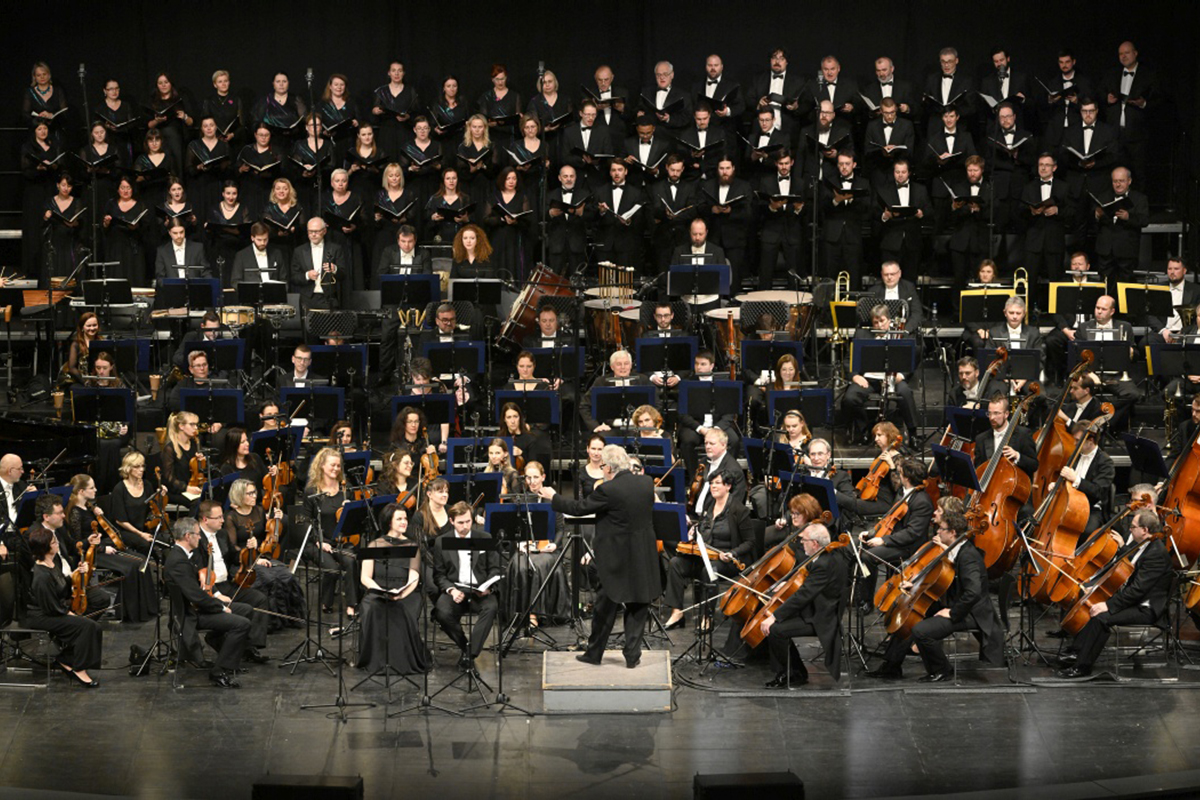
left=863, top=118, right=917, bottom=185
left=922, top=72, right=976, bottom=120
left=580, top=373, right=651, bottom=431
left=289, top=240, right=347, bottom=306
left=749, top=71, right=809, bottom=131
left=1020, top=178, right=1073, bottom=253
left=885, top=488, right=934, bottom=552
left=866, top=278, right=925, bottom=330
left=986, top=322, right=1044, bottom=354
left=1061, top=121, right=1119, bottom=196
left=945, top=540, right=1002, bottom=658
left=1074, top=448, right=1115, bottom=511
left=1079, top=319, right=1136, bottom=346
left=700, top=178, right=754, bottom=250
left=651, top=179, right=700, bottom=231
left=985, top=126, right=1038, bottom=177
left=974, top=424, right=1039, bottom=478
left=945, top=177, right=991, bottom=252
left=638, top=85, right=692, bottom=131
left=776, top=546, right=848, bottom=680
left=697, top=450, right=747, bottom=510
left=1147, top=281, right=1200, bottom=333
left=758, top=172, right=806, bottom=244
left=582, top=84, right=632, bottom=139
left=674, top=125, right=728, bottom=180
left=1098, top=65, right=1159, bottom=140
left=545, top=186, right=594, bottom=257
left=1093, top=189, right=1149, bottom=259
left=551, top=470, right=662, bottom=603
left=431, top=529, right=502, bottom=595
left=1063, top=396, right=1104, bottom=424
left=154, top=241, right=211, bottom=280
left=620, top=135, right=674, bottom=187
left=875, top=181, right=930, bottom=255
left=813, top=77, right=859, bottom=119
left=374, top=247, right=432, bottom=287
left=921, top=128, right=977, bottom=195
left=230, top=244, right=287, bottom=286
left=978, top=71, right=1031, bottom=111
left=1040, top=72, right=1094, bottom=130
left=1109, top=538, right=1171, bottom=617
left=559, top=122, right=615, bottom=177
left=692, top=77, right=745, bottom=126
left=798, top=120, right=854, bottom=182
left=164, top=544, right=227, bottom=616
left=821, top=173, right=870, bottom=243
left=593, top=182, right=648, bottom=251
left=860, top=78, right=918, bottom=120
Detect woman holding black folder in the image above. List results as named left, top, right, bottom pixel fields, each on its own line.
left=478, top=64, right=521, bottom=149
left=457, top=114, right=498, bottom=202
left=207, top=180, right=250, bottom=279
left=42, top=173, right=86, bottom=284
left=145, top=72, right=193, bottom=178
left=400, top=117, right=441, bottom=203
left=346, top=123, right=388, bottom=201
left=186, top=115, right=231, bottom=223
left=482, top=167, right=533, bottom=283
left=20, top=121, right=61, bottom=280
left=373, top=163, right=419, bottom=266
left=317, top=74, right=360, bottom=152
left=290, top=114, right=334, bottom=211
left=101, top=176, right=148, bottom=284
left=251, top=72, right=305, bottom=142
left=95, top=78, right=136, bottom=164
left=262, top=177, right=306, bottom=249
left=156, top=178, right=197, bottom=246
left=201, top=70, right=243, bottom=150
left=431, top=75, right=469, bottom=146
left=323, top=169, right=365, bottom=290
left=132, top=130, right=171, bottom=212
left=357, top=503, right=428, bottom=674
left=237, top=122, right=282, bottom=218
left=371, top=61, right=418, bottom=159
left=78, top=121, right=124, bottom=207
left=424, top=167, right=471, bottom=243
left=527, top=69, right=572, bottom=140
left=23, top=63, right=68, bottom=144
left=507, top=114, right=551, bottom=200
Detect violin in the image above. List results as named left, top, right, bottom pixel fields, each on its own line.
left=856, top=433, right=902, bottom=501
left=687, top=462, right=706, bottom=505
left=90, top=503, right=125, bottom=551
left=198, top=538, right=216, bottom=596
left=419, top=426, right=441, bottom=487
left=70, top=540, right=93, bottom=615
left=675, top=541, right=746, bottom=571
left=261, top=447, right=292, bottom=512
left=334, top=470, right=360, bottom=547
left=187, top=450, right=207, bottom=493
left=145, top=467, right=170, bottom=533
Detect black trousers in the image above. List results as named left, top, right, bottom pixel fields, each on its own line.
left=1072, top=605, right=1157, bottom=671
left=824, top=236, right=863, bottom=288
left=433, top=592, right=498, bottom=659
left=585, top=593, right=650, bottom=664
left=859, top=543, right=908, bottom=600
left=841, top=378, right=918, bottom=433
left=664, top=554, right=739, bottom=610
left=1096, top=254, right=1137, bottom=287
left=758, top=236, right=803, bottom=290
left=196, top=602, right=252, bottom=673
left=766, top=616, right=818, bottom=677
left=213, top=582, right=270, bottom=649
left=1023, top=247, right=1065, bottom=293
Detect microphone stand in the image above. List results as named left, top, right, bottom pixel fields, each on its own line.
left=78, top=63, right=101, bottom=267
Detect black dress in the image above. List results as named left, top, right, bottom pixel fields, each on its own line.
left=503, top=510, right=571, bottom=623
left=317, top=98, right=360, bottom=150
left=201, top=93, right=244, bottom=146
left=400, top=139, right=442, bottom=207
left=372, top=83, right=419, bottom=157
left=26, top=563, right=103, bottom=671
left=94, top=100, right=138, bottom=165
left=223, top=505, right=305, bottom=629
left=262, top=202, right=306, bottom=250
left=206, top=203, right=250, bottom=282
left=20, top=139, right=61, bottom=280
left=77, top=143, right=125, bottom=206
left=146, top=93, right=193, bottom=176
left=103, top=199, right=149, bottom=284
left=456, top=142, right=498, bottom=203
left=43, top=196, right=87, bottom=281
left=302, top=489, right=359, bottom=610
left=185, top=138, right=231, bottom=223
left=236, top=145, right=284, bottom=218
left=483, top=189, right=534, bottom=282
left=159, top=438, right=198, bottom=505
left=132, top=153, right=171, bottom=214
left=356, top=535, right=429, bottom=674
left=477, top=89, right=522, bottom=148
left=323, top=192, right=366, bottom=290
left=67, top=506, right=157, bottom=623
left=218, top=453, right=268, bottom=489
left=289, top=139, right=334, bottom=211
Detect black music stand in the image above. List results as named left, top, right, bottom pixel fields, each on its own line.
left=310, top=344, right=368, bottom=388
left=250, top=427, right=301, bottom=463
left=443, top=473, right=502, bottom=508
left=279, top=386, right=345, bottom=427
left=959, top=290, right=1012, bottom=328
left=1147, top=343, right=1200, bottom=385
left=91, top=338, right=152, bottom=378
left=931, top=444, right=982, bottom=492
left=186, top=339, right=246, bottom=374
left=766, top=388, right=834, bottom=430
left=427, top=536, right=500, bottom=706
left=236, top=281, right=288, bottom=307
left=945, top=406, right=990, bottom=441
left=1049, top=283, right=1105, bottom=325
left=591, top=385, right=656, bottom=430
left=1117, top=283, right=1174, bottom=326
left=742, top=340, right=805, bottom=377
left=678, top=380, right=742, bottom=422
left=70, top=386, right=134, bottom=433
left=666, top=264, right=732, bottom=298
left=489, top=501, right=558, bottom=656
left=1120, top=433, right=1170, bottom=481
left=978, top=347, right=1042, bottom=384
left=635, top=337, right=697, bottom=377
left=1068, top=341, right=1132, bottom=378
left=446, top=437, right=514, bottom=473
left=449, top=280, right=503, bottom=306
left=527, top=346, right=585, bottom=383
left=178, top=388, right=245, bottom=428
left=156, top=277, right=222, bottom=309
left=494, top=390, right=560, bottom=427
left=424, top=341, right=485, bottom=379
left=853, top=339, right=917, bottom=376
left=380, top=274, right=439, bottom=310
left=612, top=436, right=672, bottom=467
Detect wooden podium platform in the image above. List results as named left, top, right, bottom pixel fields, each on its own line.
left=542, top=650, right=673, bottom=713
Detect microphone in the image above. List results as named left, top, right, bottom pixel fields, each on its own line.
left=537, top=61, right=545, bottom=79
left=78, top=63, right=86, bottom=80
left=306, top=68, right=314, bottom=87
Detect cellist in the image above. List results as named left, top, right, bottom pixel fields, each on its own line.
left=865, top=509, right=1003, bottom=682
left=1056, top=510, right=1171, bottom=680
left=759, top=523, right=849, bottom=688
left=1057, top=422, right=1116, bottom=534
left=857, top=457, right=934, bottom=603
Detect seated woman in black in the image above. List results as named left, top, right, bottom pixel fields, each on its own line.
left=356, top=503, right=428, bottom=675
left=26, top=527, right=102, bottom=687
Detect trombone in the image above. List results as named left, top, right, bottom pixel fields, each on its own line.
left=1012, top=267, right=1029, bottom=324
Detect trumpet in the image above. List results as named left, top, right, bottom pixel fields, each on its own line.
left=1012, top=267, right=1029, bottom=324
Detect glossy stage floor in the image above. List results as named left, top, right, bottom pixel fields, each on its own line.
left=3, top=604, right=1200, bottom=800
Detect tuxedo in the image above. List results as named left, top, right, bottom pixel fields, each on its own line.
left=767, top=547, right=848, bottom=680
left=594, top=181, right=648, bottom=270
left=1146, top=280, right=1200, bottom=335
left=749, top=70, right=809, bottom=135
left=700, top=177, right=753, bottom=288
left=559, top=121, right=615, bottom=188
left=1098, top=64, right=1159, bottom=186
left=876, top=180, right=930, bottom=274
left=922, top=72, right=975, bottom=124
left=841, top=328, right=919, bottom=434
left=163, top=544, right=252, bottom=676
left=1093, top=188, right=1149, bottom=261
left=289, top=239, right=346, bottom=309
left=859, top=487, right=934, bottom=597
left=821, top=173, right=870, bottom=287
left=973, top=423, right=1039, bottom=478
left=230, top=243, right=286, bottom=286
left=650, top=179, right=701, bottom=272
left=693, top=76, right=745, bottom=133
left=863, top=117, right=917, bottom=190
left=859, top=77, right=918, bottom=121
left=921, top=127, right=977, bottom=200
left=985, top=125, right=1037, bottom=227
left=675, top=125, right=728, bottom=181
left=1062, top=396, right=1104, bottom=425
left=668, top=242, right=726, bottom=267
left=944, top=176, right=991, bottom=287
left=979, top=70, right=1030, bottom=113
left=545, top=185, right=594, bottom=272
left=620, top=134, right=674, bottom=188
left=1040, top=72, right=1094, bottom=133
left=814, top=76, right=859, bottom=120
left=866, top=277, right=925, bottom=331
left=154, top=241, right=211, bottom=280
left=638, top=85, right=692, bottom=131
left=741, top=128, right=790, bottom=178
left=431, top=528, right=502, bottom=659
left=798, top=120, right=853, bottom=182
left=986, top=322, right=1044, bottom=356
left=373, top=245, right=431, bottom=284
left=581, top=83, right=633, bottom=140
left=1020, top=177, right=1073, bottom=287
left=579, top=373, right=651, bottom=432
left=1061, top=120, right=1120, bottom=199
left=756, top=171, right=806, bottom=289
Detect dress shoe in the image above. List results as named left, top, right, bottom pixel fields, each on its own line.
left=663, top=616, right=686, bottom=631
left=864, top=666, right=903, bottom=680
left=209, top=671, right=240, bottom=689
left=625, top=656, right=640, bottom=669
left=182, top=657, right=215, bottom=670
left=1055, top=666, right=1092, bottom=680
left=1046, top=628, right=1069, bottom=639
left=458, top=654, right=474, bottom=671
left=1057, top=652, right=1078, bottom=667
left=243, top=648, right=270, bottom=665
left=575, top=653, right=602, bottom=666
left=66, top=669, right=99, bottom=688
left=765, top=672, right=808, bottom=688
left=918, top=672, right=950, bottom=683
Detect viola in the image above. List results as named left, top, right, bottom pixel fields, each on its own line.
left=187, top=451, right=207, bottom=493
left=739, top=533, right=850, bottom=648
left=856, top=433, right=902, bottom=501
left=70, top=540, right=94, bottom=615
left=90, top=504, right=125, bottom=551
left=675, top=541, right=746, bottom=571
left=145, top=467, right=170, bottom=533
left=198, top=538, right=216, bottom=597
left=261, top=447, right=293, bottom=512
left=687, top=462, right=706, bottom=506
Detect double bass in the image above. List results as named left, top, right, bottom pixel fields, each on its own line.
left=1030, top=350, right=1094, bottom=508
left=968, top=386, right=1041, bottom=578
left=1158, top=412, right=1200, bottom=566
left=924, top=349, right=1009, bottom=503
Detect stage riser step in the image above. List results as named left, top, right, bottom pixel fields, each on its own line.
left=542, top=650, right=672, bottom=714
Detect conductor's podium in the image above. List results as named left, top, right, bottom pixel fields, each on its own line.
left=542, top=650, right=672, bottom=713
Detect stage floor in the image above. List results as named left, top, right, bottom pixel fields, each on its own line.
left=3, top=610, right=1200, bottom=800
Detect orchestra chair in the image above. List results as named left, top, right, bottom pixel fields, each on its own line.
left=0, top=624, right=52, bottom=689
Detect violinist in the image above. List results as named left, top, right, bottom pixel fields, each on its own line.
left=807, top=438, right=856, bottom=497
left=663, top=471, right=754, bottom=631
left=759, top=523, right=849, bottom=687
left=65, top=474, right=156, bottom=623
left=764, top=492, right=823, bottom=552
left=840, top=303, right=919, bottom=442
left=777, top=410, right=813, bottom=457
left=195, top=500, right=271, bottom=662
left=415, top=477, right=452, bottom=539
left=580, top=435, right=608, bottom=500
left=974, top=395, right=1039, bottom=480
left=163, top=518, right=252, bottom=689
left=677, top=351, right=741, bottom=479
left=839, top=422, right=901, bottom=519
left=376, top=449, right=418, bottom=499
left=301, top=448, right=359, bottom=621
left=501, top=402, right=551, bottom=471
left=29, top=494, right=115, bottom=619
left=1057, top=422, right=1116, bottom=534
left=865, top=510, right=1004, bottom=682
left=1171, top=396, right=1200, bottom=452
left=858, top=457, right=934, bottom=601
left=692, top=428, right=748, bottom=515
left=224, top=479, right=302, bottom=616
left=505, top=461, right=571, bottom=628
left=389, top=405, right=438, bottom=462
left=484, top=439, right=522, bottom=496
left=107, top=451, right=163, bottom=552
left=328, top=421, right=356, bottom=451
left=159, top=411, right=204, bottom=504
left=408, top=359, right=452, bottom=453
left=25, top=527, right=102, bottom=688
left=218, top=427, right=273, bottom=488
left=1056, top=510, right=1171, bottom=680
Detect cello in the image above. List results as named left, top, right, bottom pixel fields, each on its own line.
left=1022, top=405, right=1113, bottom=605
left=968, top=386, right=1041, bottom=578
left=1058, top=493, right=1163, bottom=607
left=740, top=533, right=850, bottom=648
left=1030, top=350, right=1094, bottom=508
left=880, top=532, right=977, bottom=639
left=1158, top=411, right=1200, bottom=566
left=719, top=510, right=833, bottom=623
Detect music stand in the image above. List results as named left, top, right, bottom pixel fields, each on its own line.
left=1146, top=343, right=1200, bottom=382
left=198, top=470, right=239, bottom=504
left=742, top=340, right=805, bottom=376
left=178, top=388, right=245, bottom=426
left=635, top=337, right=697, bottom=376
left=156, top=277, right=222, bottom=309
left=959, top=288, right=1014, bottom=327
left=591, top=385, right=656, bottom=430
left=427, top=535, right=499, bottom=706
left=186, top=339, right=246, bottom=374
left=279, top=386, right=345, bottom=425
left=250, top=427, right=301, bottom=463
left=443, top=473, right=502, bottom=508
left=488, top=501, right=557, bottom=654
left=945, top=406, right=990, bottom=441
left=1117, top=283, right=1173, bottom=324
left=1068, top=341, right=1131, bottom=378
left=449, top=279, right=503, bottom=306
left=1120, top=433, right=1170, bottom=481
left=666, top=264, right=731, bottom=298
left=977, top=347, right=1041, bottom=384
left=309, top=344, right=369, bottom=386
left=931, top=444, right=982, bottom=492
left=91, top=338, right=151, bottom=375
left=236, top=281, right=288, bottom=306
left=380, top=274, right=440, bottom=309
left=494, top=390, right=560, bottom=427
left=611, top=436, right=672, bottom=467
left=1048, top=283, right=1106, bottom=322
left=527, top=346, right=585, bottom=382
left=70, top=386, right=134, bottom=432
left=390, top=392, right=456, bottom=435
left=81, top=279, right=133, bottom=312
left=423, top=341, right=485, bottom=378
left=678, top=380, right=742, bottom=421
left=446, top=437, right=514, bottom=473
left=852, top=339, right=916, bottom=376
left=766, top=388, right=834, bottom=430
left=773, top=469, right=841, bottom=521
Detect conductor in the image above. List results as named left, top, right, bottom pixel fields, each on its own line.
left=538, top=444, right=662, bottom=668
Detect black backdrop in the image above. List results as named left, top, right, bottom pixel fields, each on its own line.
left=5, top=1, right=1199, bottom=190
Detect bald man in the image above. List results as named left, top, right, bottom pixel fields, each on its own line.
left=1092, top=167, right=1149, bottom=285
left=290, top=217, right=346, bottom=309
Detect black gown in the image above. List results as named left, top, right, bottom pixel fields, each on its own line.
left=20, top=139, right=61, bottom=280
left=76, top=143, right=125, bottom=207
left=43, top=196, right=87, bottom=281
left=223, top=505, right=305, bottom=629
left=146, top=93, right=193, bottom=176
left=477, top=89, right=522, bottom=148
left=26, top=563, right=103, bottom=671
left=262, top=202, right=306, bottom=250
left=356, top=535, right=429, bottom=674
left=289, top=139, right=334, bottom=211
left=428, top=101, right=469, bottom=149
left=322, top=192, right=366, bottom=290
left=424, top=194, right=472, bottom=244
left=372, top=188, right=420, bottom=266
left=317, top=98, right=360, bottom=151
left=251, top=95, right=305, bottom=142
left=205, top=203, right=250, bottom=283
left=22, top=85, right=68, bottom=143
left=67, top=506, right=157, bottom=623
left=132, top=153, right=171, bottom=214
left=94, top=101, right=138, bottom=166
left=154, top=202, right=199, bottom=243
left=103, top=199, right=149, bottom=284
left=503, top=510, right=571, bottom=623
left=400, top=139, right=443, bottom=205
left=201, top=93, right=244, bottom=147
left=372, top=83, right=419, bottom=157
left=482, top=189, right=534, bottom=282
left=456, top=142, right=498, bottom=204
left=236, top=145, right=284, bottom=218
left=185, top=138, right=231, bottom=224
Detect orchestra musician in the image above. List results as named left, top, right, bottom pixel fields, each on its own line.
left=194, top=499, right=271, bottom=660
left=865, top=509, right=1004, bottom=682
left=857, top=456, right=934, bottom=602
left=356, top=503, right=429, bottom=676
left=431, top=501, right=502, bottom=673
left=301, top=447, right=358, bottom=624
left=974, top=395, right=1039, bottom=480
left=25, top=526, right=102, bottom=688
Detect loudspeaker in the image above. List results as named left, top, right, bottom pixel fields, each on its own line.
left=251, top=775, right=364, bottom=799
left=693, top=771, right=804, bottom=799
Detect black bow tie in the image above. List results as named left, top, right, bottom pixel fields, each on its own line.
left=772, top=72, right=784, bottom=78
left=945, top=130, right=956, bottom=136
left=882, top=122, right=893, bottom=128
left=1114, top=193, right=1126, bottom=199
left=580, top=126, right=591, bottom=131
left=1124, top=70, right=1136, bottom=77
left=1041, top=180, right=1053, bottom=185
left=707, top=79, right=719, bottom=85
left=943, top=74, right=954, bottom=81
left=1083, top=125, right=1094, bottom=130
left=826, top=81, right=837, bottom=87
left=897, top=182, right=909, bottom=189
left=612, top=184, right=624, bottom=189
left=880, top=81, right=893, bottom=86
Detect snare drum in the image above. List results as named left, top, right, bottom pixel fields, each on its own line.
left=261, top=304, right=296, bottom=320
left=584, top=299, right=641, bottom=348
left=220, top=306, right=255, bottom=329
left=707, top=307, right=743, bottom=356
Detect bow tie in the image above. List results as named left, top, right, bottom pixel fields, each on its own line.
left=826, top=81, right=837, bottom=87
left=1040, top=180, right=1053, bottom=185
left=580, top=126, right=591, bottom=131
left=771, top=72, right=784, bottom=78
left=897, top=182, right=909, bottom=189
left=612, top=184, right=624, bottom=189
left=707, top=79, right=719, bottom=86
left=1124, top=70, right=1136, bottom=77
left=944, top=129, right=956, bottom=136
left=1114, top=193, right=1126, bottom=199
left=882, top=122, right=893, bottom=128
left=943, top=74, right=954, bottom=81
left=1083, top=125, right=1094, bottom=130
left=880, top=81, right=893, bottom=86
